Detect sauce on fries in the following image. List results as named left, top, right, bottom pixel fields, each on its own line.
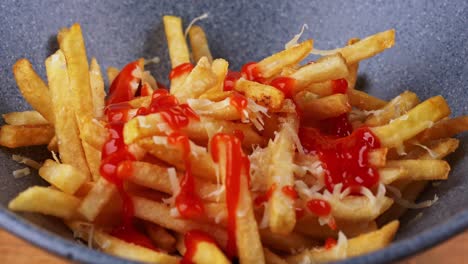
left=3, top=15, right=466, bottom=264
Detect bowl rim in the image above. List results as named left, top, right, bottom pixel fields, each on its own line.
left=0, top=206, right=467, bottom=264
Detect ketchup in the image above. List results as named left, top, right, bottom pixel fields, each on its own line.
left=223, top=71, right=242, bottom=91
left=106, top=61, right=141, bottom=106
left=169, top=62, right=194, bottom=80
left=324, top=237, right=337, bottom=250
left=295, top=207, right=306, bottom=220
left=210, top=133, right=250, bottom=258
left=229, top=93, right=248, bottom=118
left=321, top=113, right=353, bottom=138
left=306, top=199, right=331, bottom=216
left=270, top=76, right=296, bottom=99
left=241, top=62, right=264, bottom=83
left=331, top=79, right=348, bottom=94
left=254, top=184, right=276, bottom=206
left=168, top=132, right=205, bottom=219
left=182, top=230, right=221, bottom=264
left=299, top=127, right=381, bottom=192
left=281, top=185, right=298, bottom=200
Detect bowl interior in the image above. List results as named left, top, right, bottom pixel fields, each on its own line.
left=0, top=0, right=467, bottom=263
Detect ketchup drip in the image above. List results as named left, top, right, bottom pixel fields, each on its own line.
left=254, top=184, right=276, bottom=207
left=223, top=71, right=242, bottom=91
left=281, top=185, right=298, bottom=200
left=306, top=199, right=331, bottom=217
left=299, top=127, right=381, bottom=192
left=324, top=237, right=337, bottom=250
left=168, top=132, right=205, bottom=219
left=241, top=62, right=264, bottom=83
left=182, top=230, right=221, bottom=264
left=169, top=62, right=194, bottom=80
left=229, top=93, right=248, bottom=118
left=295, top=207, right=306, bottom=220
left=136, top=89, right=200, bottom=130
left=331, top=79, right=348, bottom=94
left=270, top=76, right=296, bottom=99
left=321, top=113, right=353, bottom=138
left=106, top=61, right=141, bottom=106
left=210, top=133, right=250, bottom=258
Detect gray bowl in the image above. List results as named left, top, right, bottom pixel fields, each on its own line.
left=0, top=0, right=467, bottom=263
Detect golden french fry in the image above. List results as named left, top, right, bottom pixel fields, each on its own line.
left=78, top=178, right=116, bottom=221
left=416, top=116, right=468, bottom=142
left=79, top=119, right=108, bottom=150
left=371, top=96, right=451, bottom=148
left=68, top=221, right=180, bottom=263
left=365, top=91, right=420, bottom=126
left=144, top=222, right=177, bottom=253
left=290, top=53, right=349, bottom=91
left=368, top=148, right=388, bottom=167
left=175, top=57, right=218, bottom=101
left=164, top=15, right=191, bottom=68
left=9, top=186, right=80, bottom=219
left=386, top=160, right=450, bottom=181
left=189, top=25, right=213, bottom=63
left=295, top=93, right=351, bottom=120
left=286, top=221, right=399, bottom=263
left=257, top=40, right=313, bottom=79
left=295, top=215, right=378, bottom=239
left=199, top=58, right=229, bottom=96
left=2, top=111, right=48, bottom=125
left=199, top=89, right=233, bottom=101
left=0, top=124, right=54, bottom=148
left=58, top=24, right=94, bottom=127
left=405, top=138, right=459, bottom=160
left=379, top=167, right=408, bottom=185
left=259, top=229, right=318, bottom=254
left=107, top=66, right=120, bottom=84
left=12, top=59, right=55, bottom=124
left=181, top=233, right=231, bottom=264
left=348, top=89, right=387, bottom=110
left=345, top=38, right=360, bottom=90
left=132, top=196, right=228, bottom=248
left=328, top=194, right=393, bottom=222
left=38, top=159, right=87, bottom=194
left=45, top=50, right=90, bottom=178
left=89, top=57, right=105, bottom=118
left=187, top=98, right=241, bottom=120
left=47, top=136, right=58, bottom=152
left=264, top=248, right=288, bottom=264
left=235, top=78, right=285, bottom=110
left=82, top=141, right=102, bottom=181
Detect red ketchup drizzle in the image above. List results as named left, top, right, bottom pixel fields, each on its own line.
left=223, top=71, right=242, bottom=91
left=321, top=113, right=353, bottom=138
left=229, top=93, right=248, bottom=118
left=169, top=62, right=194, bottom=80
left=210, top=133, right=250, bottom=258
left=254, top=184, right=277, bottom=206
left=136, top=89, right=200, bottom=130
left=281, top=185, right=298, bottom=200
left=140, top=83, right=153, bottom=97
left=331, top=78, right=348, bottom=94
left=241, top=62, right=264, bottom=83
left=270, top=76, right=296, bottom=99
left=306, top=199, right=331, bottom=217
left=295, top=207, right=306, bottom=220
left=324, top=237, right=337, bottom=250
left=299, top=127, right=381, bottom=192
left=168, top=132, right=205, bottom=219
left=106, top=61, right=141, bottom=106
left=182, top=230, right=220, bottom=264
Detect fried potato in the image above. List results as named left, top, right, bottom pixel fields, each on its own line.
left=415, top=116, right=468, bottom=142
left=12, top=59, right=55, bottom=124
left=0, top=124, right=54, bottom=148
left=259, top=229, right=318, bottom=254
left=164, top=15, right=191, bottom=68
left=89, top=57, right=105, bottom=118
left=371, top=96, right=451, bottom=148
left=78, top=178, right=116, bottom=221
left=175, top=57, right=218, bottom=101
left=405, top=138, right=459, bottom=160
left=144, top=222, right=177, bottom=253
left=38, top=159, right=87, bottom=194
left=189, top=25, right=213, bottom=63
left=9, top=186, right=80, bottom=219
left=295, top=93, right=351, bottom=120
left=365, top=91, right=419, bottom=127
left=235, top=78, right=285, bottom=110
left=339, top=29, right=395, bottom=65
left=295, top=215, right=378, bottom=239
left=2, top=111, right=48, bottom=125
left=257, top=40, right=313, bottom=79
left=385, top=160, right=450, bottom=181
left=348, top=89, right=387, bottom=110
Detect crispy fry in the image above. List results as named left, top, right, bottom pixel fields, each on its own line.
left=365, top=91, right=419, bottom=127
left=416, top=116, right=468, bottom=142
left=405, top=138, right=459, bottom=160
left=386, top=160, right=450, bottom=181
left=235, top=78, right=285, bottom=110
left=286, top=221, right=399, bottom=263
left=89, top=57, right=105, bottom=118
left=348, top=89, right=387, bottom=110
left=38, top=159, right=87, bottom=194
left=295, top=93, right=351, bottom=120
left=107, top=66, right=120, bottom=84
left=295, top=215, right=378, bottom=239
left=79, top=119, right=108, bottom=150
left=164, top=15, right=191, bottom=68
left=47, top=136, right=59, bottom=152
left=379, top=167, right=408, bottom=185
left=12, top=59, right=55, bottom=124
left=368, top=148, right=388, bottom=168
left=329, top=195, right=393, bottom=222
left=182, top=234, right=231, bottom=264
left=82, top=141, right=102, bottom=181
left=257, top=40, right=313, bottom=79
left=78, top=178, right=116, bottom=221
left=189, top=25, right=213, bottom=63
left=144, top=222, right=177, bottom=253
left=371, top=96, right=451, bottom=148
left=175, top=57, right=218, bottom=101
left=2, top=111, right=48, bottom=125
left=45, top=50, right=90, bottom=178
left=69, top=221, right=180, bottom=263
left=259, top=229, right=318, bottom=254
left=0, top=124, right=54, bottom=148
left=290, top=54, right=349, bottom=91
left=9, top=186, right=80, bottom=219
left=199, top=89, right=233, bottom=101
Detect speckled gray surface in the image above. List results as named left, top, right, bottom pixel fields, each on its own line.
left=0, top=0, right=467, bottom=263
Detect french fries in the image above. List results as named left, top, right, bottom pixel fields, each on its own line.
left=3, top=16, right=464, bottom=264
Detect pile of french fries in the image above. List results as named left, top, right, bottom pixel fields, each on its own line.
left=2, top=15, right=467, bottom=264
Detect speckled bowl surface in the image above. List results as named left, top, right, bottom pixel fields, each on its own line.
left=0, top=0, right=467, bottom=263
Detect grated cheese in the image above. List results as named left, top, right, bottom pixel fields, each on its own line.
left=144, top=56, right=161, bottom=65
left=13, top=167, right=30, bottom=179
left=51, top=151, right=61, bottom=163
left=203, top=185, right=225, bottom=202
left=162, top=168, right=180, bottom=206
left=413, top=142, right=439, bottom=158
left=184, top=13, right=209, bottom=38
left=285, top=24, right=308, bottom=49
left=12, top=154, right=41, bottom=169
